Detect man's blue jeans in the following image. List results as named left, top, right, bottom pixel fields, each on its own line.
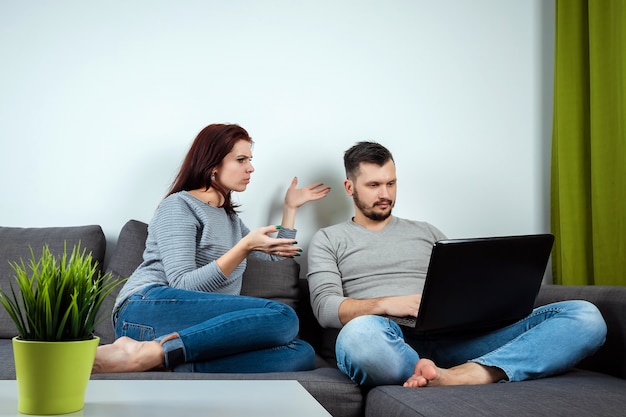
left=114, top=284, right=315, bottom=373
left=335, top=300, right=607, bottom=386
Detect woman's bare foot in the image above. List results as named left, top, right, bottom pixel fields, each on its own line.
left=92, top=336, right=165, bottom=374
left=403, top=358, right=507, bottom=388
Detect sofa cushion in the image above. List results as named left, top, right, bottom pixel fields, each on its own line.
left=104, top=220, right=148, bottom=282
left=0, top=225, right=106, bottom=339
left=365, top=369, right=626, bottom=417
left=296, top=279, right=326, bottom=352
left=0, top=338, right=14, bottom=378
left=241, top=256, right=300, bottom=310
left=96, top=220, right=149, bottom=344
left=535, top=284, right=626, bottom=380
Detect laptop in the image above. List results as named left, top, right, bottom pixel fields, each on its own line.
left=384, top=233, right=554, bottom=337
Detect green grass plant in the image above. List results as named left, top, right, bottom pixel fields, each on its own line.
left=0, top=243, right=122, bottom=341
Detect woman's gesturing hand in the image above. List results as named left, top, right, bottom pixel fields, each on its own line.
left=245, top=225, right=302, bottom=258
left=284, top=177, right=331, bottom=209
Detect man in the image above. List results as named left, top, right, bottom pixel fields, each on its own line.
left=307, top=141, right=606, bottom=387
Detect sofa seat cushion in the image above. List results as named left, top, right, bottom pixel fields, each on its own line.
left=92, top=367, right=363, bottom=417
left=0, top=225, right=106, bottom=339
left=365, top=369, right=626, bottom=417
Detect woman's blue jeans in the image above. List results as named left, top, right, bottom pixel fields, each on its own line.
left=114, top=284, right=315, bottom=373
left=335, top=300, right=607, bottom=386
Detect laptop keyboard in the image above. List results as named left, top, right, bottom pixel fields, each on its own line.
left=382, top=315, right=417, bottom=328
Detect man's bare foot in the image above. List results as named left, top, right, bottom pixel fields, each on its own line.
left=92, top=336, right=165, bottom=374
left=403, top=358, right=507, bottom=388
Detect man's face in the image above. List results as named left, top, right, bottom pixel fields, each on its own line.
left=345, top=160, right=397, bottom=222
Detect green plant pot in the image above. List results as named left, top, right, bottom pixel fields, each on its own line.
left=13, top=336, right=100, bottom=415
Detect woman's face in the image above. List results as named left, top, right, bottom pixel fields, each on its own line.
left=215, top=139, right=254, bottom=192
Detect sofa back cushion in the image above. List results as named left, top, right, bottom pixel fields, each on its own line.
left=240, top=257, right=300, bottom=310
left=97, top=220, right=149, bottom=344
left=536, top=284, right=626, bottom=380
left=0, top=225, right=106, bottom=339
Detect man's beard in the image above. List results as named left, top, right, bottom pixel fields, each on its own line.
left=353, top=190, right=393, bottom=221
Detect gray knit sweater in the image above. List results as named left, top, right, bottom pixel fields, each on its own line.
left=113, top=191, right=296, bottom=312
left=306, top=216, right=446, bottom=328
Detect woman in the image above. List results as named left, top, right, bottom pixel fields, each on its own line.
left=93, top=123, right=330, bottom=374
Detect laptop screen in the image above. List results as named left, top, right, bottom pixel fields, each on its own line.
left=409, top=234, right=554, bottom=337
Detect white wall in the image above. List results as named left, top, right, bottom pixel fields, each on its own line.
left=0, top=0, right=555, bottom=276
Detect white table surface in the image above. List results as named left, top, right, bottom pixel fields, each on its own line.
left=0, top=379, right=332, bottom=417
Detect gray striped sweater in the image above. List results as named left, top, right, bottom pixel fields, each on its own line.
left=113, top=191, right=296, bottom=312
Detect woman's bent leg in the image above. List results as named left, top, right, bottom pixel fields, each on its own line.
left=179, top=339, right=315, bottom=373
left=115, top=285, right=308, bottom=371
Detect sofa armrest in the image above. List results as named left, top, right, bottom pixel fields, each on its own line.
left=535, top=285, right=626, bottom=379
left=0, top=225, right=106, bottom=339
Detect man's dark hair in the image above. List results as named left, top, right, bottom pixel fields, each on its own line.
left=343, top=141, right=394, bottom=180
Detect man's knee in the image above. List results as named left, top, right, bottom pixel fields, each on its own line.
left=337, top=315, right=388, bottom=348
left=336, top=315, right=404, bottom=363
left=571, top=300, right=607, bottom=347
left=335, top=315, right=416, bottom=385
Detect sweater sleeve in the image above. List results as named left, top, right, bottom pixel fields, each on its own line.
left=306, top=228, right=347, bottom=329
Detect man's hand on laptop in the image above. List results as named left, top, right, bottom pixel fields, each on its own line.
left=338, top=294, right=422, bottom=325
left=380, top=294, right=422, bottom=318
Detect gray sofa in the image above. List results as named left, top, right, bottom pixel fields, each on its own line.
left=1, top=221, right=626, bottom=417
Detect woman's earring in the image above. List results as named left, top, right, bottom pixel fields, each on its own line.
left=210, top=172, right=216, bottom=181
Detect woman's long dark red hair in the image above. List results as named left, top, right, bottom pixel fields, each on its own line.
left=167, top=123, right=252, bottom=217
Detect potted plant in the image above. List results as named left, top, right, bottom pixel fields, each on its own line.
left=0, top=242, right=122, bottom=415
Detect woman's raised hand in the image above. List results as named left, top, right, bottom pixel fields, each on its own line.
left=284, top=177, right=331, bottom=209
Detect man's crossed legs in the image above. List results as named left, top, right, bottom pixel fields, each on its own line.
left=335, top=300, right=606, bottom=387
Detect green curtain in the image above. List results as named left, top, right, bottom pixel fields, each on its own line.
left=551, top=0, right=626, bottom=285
